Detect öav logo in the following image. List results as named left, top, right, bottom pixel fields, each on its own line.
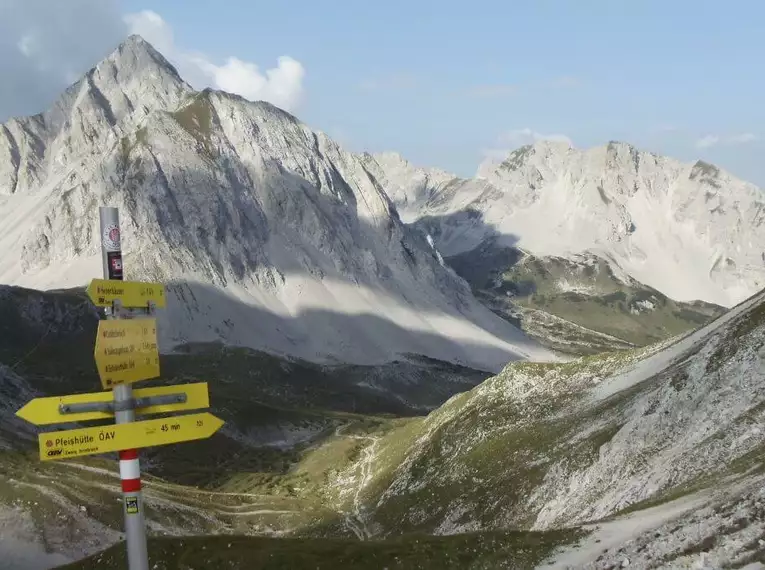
left=103, top=224, right=121, bottom=251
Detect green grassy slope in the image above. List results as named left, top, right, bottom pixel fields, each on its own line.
left=52, top=286, right=765, bottom=566
left=6, top=282, right=763, bottom=569
left=358, top=348, right=656, bottom=535
left=352, top=289, right=765, bottom=538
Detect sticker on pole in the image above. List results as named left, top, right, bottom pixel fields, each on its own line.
left=107, top=252, right=123, bottom=280
left=102, top=224, right=121, bottom=252
left=125, top=496, right=139, bottom=514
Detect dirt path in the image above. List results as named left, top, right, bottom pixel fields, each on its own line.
left=334, top=424, right=380, bottom=540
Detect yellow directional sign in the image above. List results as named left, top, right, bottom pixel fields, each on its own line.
left=39, top=412, right=224, bottom=461
left=95, top=318, right=160, bottom=389
left=15, top=383, right=210, bottom=426
left=87, top=278, right=166, bottom=308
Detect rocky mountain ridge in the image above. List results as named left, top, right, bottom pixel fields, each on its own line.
left=366, top=143, right=765, bottom=309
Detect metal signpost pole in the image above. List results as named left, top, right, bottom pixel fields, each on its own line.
left=99, top=206, right=149, bottom=570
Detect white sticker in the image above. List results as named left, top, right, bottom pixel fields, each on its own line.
left=103, top=224, right=121, bottom=252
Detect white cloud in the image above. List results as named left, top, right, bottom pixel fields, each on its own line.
left=124, top=10, right=305, bottom=112
left=498, top=128, right=572, bottom=148
left=696, top=133, right=759, bottom=149
left=0, top=0, right=126, bottom=120
left=0, top=4, right=305, bottom=121
left=696, top=134, right=720, bottom=149
left=728, top=133, right=759, bottom=144
left=482, top=148, right=515, bottom=161
left=482, top=128, right=572, bottom=161
left=16, top=33, right=38, bottom=57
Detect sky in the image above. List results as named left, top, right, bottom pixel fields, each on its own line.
left=1, top=0, right=763, bottom=185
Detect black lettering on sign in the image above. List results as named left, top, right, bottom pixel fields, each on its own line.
left=47, top=449, right=63, bottom=457
left=99, top=431, right=116, bottom=441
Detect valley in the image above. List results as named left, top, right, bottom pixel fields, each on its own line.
left=5, top=280, right=765, bottom=569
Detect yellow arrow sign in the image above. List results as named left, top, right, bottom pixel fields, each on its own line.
left=15, top=383, right=210, bottom=426
left=39, top=412, right=224, bottom=461
left=95, top=318, right=160, bottom=389
left=87, top=278, right=166, bottom=308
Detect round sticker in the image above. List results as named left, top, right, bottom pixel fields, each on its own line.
left=103, top=224, right=121, bottom=251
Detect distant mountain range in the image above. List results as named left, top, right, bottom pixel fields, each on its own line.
left=362, top=146, right=765, bottom=352
left=368, top=144, right=765, bottom=309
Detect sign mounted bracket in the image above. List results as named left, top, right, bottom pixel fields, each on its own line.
left=110, top=299, right=157, bottom=320
left=59, top=392, right=189, bottom=415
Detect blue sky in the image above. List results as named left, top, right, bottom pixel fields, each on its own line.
left=3, top=0, right=764, bottom=184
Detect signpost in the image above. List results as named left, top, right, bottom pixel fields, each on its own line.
left=14, top=206, right=224, bottom=570
left=39, top=412, right=224, bottom=461
left=95, top=318, right=160, bottom=389
left=87, top=278, right=166, bottom=308
left=16, top=382, right=211, bottom=425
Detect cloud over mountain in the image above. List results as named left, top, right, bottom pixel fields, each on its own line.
left=124, top=10, right=305, bottom=111
left=0, top=1, right=306, bottom=122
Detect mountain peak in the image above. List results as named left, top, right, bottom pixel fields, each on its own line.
left=605, top=139, right=634, bottom=149
left=370, top=151, right=414, bottom=169
left=0, top=33, right=193, bottom=196
left=363, top=151, right=453, bottom=179
left=102, top=34, right=185, bottom=85
left=124, top=33, right=152, bottom=47
left=46, top=32, right=190, bottom=129
left=0, top=55, right=551, bottom=371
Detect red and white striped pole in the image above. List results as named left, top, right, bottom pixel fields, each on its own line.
left=100, top=207, right=149, bottom=570
left=119, top=449, right=142, bottom=493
